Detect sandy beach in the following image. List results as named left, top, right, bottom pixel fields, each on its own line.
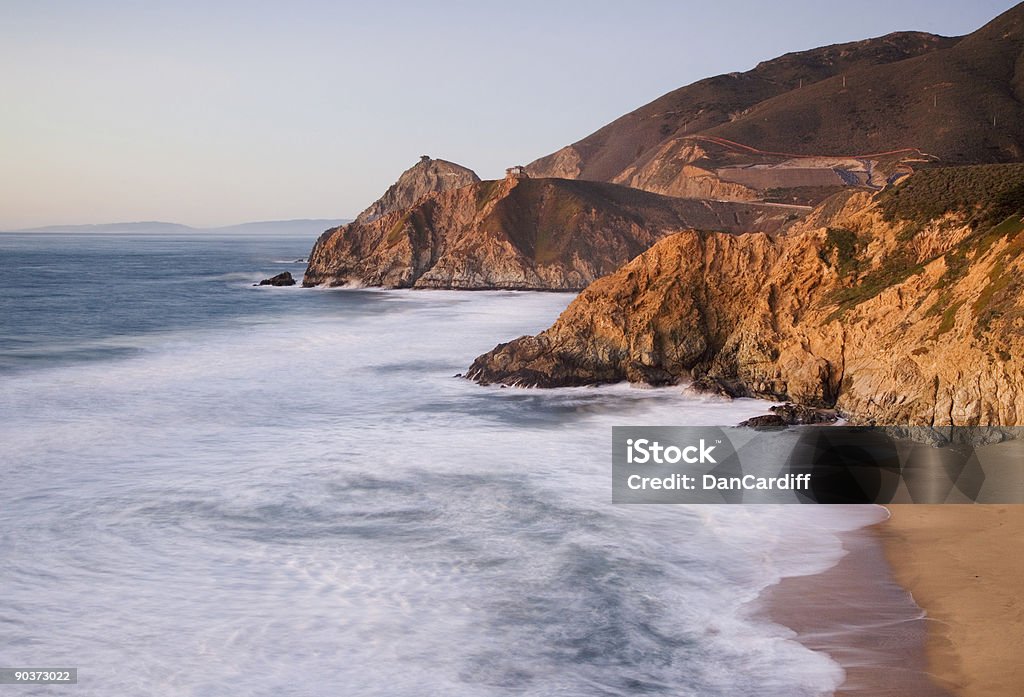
left=880, top=505, right=1024, bottom=697
left=765, top=509, right=948, bottom=697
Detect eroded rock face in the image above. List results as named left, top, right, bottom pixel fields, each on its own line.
left=468, top=166, right=1024, bottom=427
left=354, top=156, right=480, bottom=225
left=303, top=175, right=804, bottom=290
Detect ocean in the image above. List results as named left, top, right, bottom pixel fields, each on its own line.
left=0, top=232, right=887, bottom=696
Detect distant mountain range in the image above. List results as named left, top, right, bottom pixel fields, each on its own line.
left=6, top=219, right=348, bottom=235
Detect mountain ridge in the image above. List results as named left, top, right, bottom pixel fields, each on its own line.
left=527, top=4, right=1024, bottom=201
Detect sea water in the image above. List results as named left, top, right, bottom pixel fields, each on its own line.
left=0, top=233, right=881, bottom=696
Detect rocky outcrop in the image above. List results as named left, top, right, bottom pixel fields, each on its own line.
left=738, top=404, right=839, bottom=430
left=467, top=165, right=1024, bottom=427
left=303, top=174, right=804, bottom=290
left=256, top=271, right=296, bottom=286
left=354, top=156, right=480, bottom=225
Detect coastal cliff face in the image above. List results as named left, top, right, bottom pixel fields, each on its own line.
left=303, top=174, right=803, bottom=290
left=468, top=165, right=1024, bottom=427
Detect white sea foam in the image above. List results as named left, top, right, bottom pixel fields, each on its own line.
left=0, top=289, right=874, bottom=696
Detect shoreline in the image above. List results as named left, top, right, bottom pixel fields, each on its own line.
left=879, top=505, right=1024, bottom=697
left=766, top=505, right=1023, bottom=697
left=764, top=508, right=949, bottom=697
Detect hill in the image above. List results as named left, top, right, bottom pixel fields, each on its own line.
left=527, top=4, right=1024, bottom=202
left=302, top=171, right=804, bottom=290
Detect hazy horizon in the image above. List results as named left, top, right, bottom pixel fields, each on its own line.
left=3, top=218, right=348, bottom=233
left=1, top=0, right=1015, bottom=229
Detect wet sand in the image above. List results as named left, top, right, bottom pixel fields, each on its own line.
left=764, top=511, right=951, bottom=696
left=880, top=505, right=1024, bottom=697
left=766, top=505, right=1023, bottom=697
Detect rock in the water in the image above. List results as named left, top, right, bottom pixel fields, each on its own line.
left=739, top=403, right=838, bottom=429
left=770, top=403, right=838, bottom=425
left=737, top=414, right=789, bottom=431
left=256, top=271, right=296, bottom=286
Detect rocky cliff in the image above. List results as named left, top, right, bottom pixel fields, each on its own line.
left=354, top=156, right=480, bottom=225
left=528, top=4, right=1024, bottom=200
left=303, top=173, right=804, bottom=290
left=468, top=164, right=1024, bottom=427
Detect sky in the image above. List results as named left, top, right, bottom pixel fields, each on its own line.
left=0, top=0, right=1016, bottom=229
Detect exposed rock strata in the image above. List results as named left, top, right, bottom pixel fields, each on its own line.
left=468, top=165, right=1024, bottom=427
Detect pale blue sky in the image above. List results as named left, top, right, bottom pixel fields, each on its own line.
left=0, top=0, right=1015, bottom=228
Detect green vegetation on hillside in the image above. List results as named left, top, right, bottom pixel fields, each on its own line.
left=878, top=164, right=1024, bottom=228
left=825, top=249, right=925, bottom=321
left=385, top=208, right=430, bottom=245
left=972, top=226, right=1024, bottom=334
left=475, top=180, right=504, bottom=211
left=827, top=163, right=1024, bottom=323
left=818, top=227, right=861, bottom=276
left=386, top=213, right=410, bottom=244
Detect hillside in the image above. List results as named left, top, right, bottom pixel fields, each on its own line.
left=467, top=164, right=1024, bottom=426
left=705, top=5, right=1024, bottom=160
left=302, top=172, right=804, bottom=290
left=527, top=4, right=1024, bottom=201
